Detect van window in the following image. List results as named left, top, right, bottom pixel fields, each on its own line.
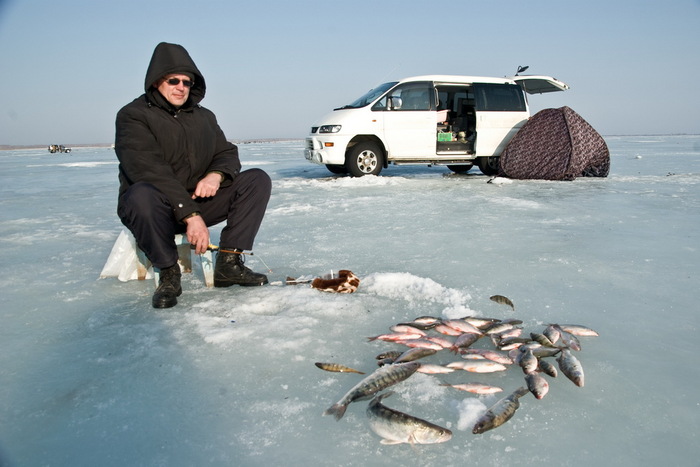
left=372, top=82, right=433, bottom=111
left=336, top=81, right=398, bottom=110
left=473, top=83, right=526, bottom=111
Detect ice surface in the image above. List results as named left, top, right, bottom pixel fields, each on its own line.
left=1, top=135, right=699, bottom=466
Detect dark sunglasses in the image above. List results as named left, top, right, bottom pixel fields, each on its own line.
left=165, top=77, right=194, bottom=87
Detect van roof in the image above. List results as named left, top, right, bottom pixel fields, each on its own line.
left=398, top=75, right=515, bottom=85
left=397, top=74, right=570, bottom=94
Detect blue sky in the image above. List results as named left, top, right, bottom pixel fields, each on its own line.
left=0, top=0, right=698, bottom=145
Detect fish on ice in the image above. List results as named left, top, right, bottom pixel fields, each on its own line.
left=324, top=362, right=421, bottom=420
left=472, top=386, right=529, bottom=434
left=366, top=392, right=452, bottom=445
left=315, top=362, right=365, bottom=374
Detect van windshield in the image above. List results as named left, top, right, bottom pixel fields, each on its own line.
left=334, top=81, right=398, bottom=110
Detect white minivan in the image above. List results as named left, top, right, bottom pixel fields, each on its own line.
left=305, top=74, right=569, bottom=176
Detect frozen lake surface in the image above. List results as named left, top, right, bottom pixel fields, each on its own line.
left=1, top=135, right=699, bottom=466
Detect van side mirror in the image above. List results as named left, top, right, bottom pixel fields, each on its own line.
left=388, top=96, right=402, bottom=110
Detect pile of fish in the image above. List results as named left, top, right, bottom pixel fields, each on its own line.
left=317, top=296, right=598, bottom=445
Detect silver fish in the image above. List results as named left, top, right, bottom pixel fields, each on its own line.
left=367, top=332, right=424, bottom=342
left=460, top=349, right=513, bottom=365
left=490, top=294, right=515, bottom=310
left=440, top=319, right=483, bottom=335
left=390, top=324, right=427, bottom=336
left=543, top=324, right=561, bottom=344
left=434, top=323, right=464, bottom=336
left=416, top=364, right=455, bottom=374
left=315, top=362, right=365, bottom=374
left=557, top=349, right=584, bottom=387
left=448, top=332, right=481, bottom=353
left=538, top=358, right=558, bottom=378
left=461, top=316, right=501, bottom=329
left=519, top=349, right=539, bottom=374
left=395, top=339, right=443, bottom=351
left=484, top=322, right=517, bottom=336
left=472, top=386, right=529, bottom=434
left=525, top=372, right=549, bottom=399
left=440, top=382, right=503, bottom=395
left=531, top=347, right=563, bottom=358
left=555, top=324, right=599, bottom=337
left=324, top=362, right=421, bottom=420
left=557, top=328, right=582, bottom=351
left=446, top=360, right=508, bottom=373
left=397, top=316, right=442, bottom=330
left=424, top=336, right=455, bottom=349
left=367, top=392, right=452, bottom=445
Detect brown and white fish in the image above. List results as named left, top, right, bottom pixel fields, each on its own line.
left=315, top=362, right=365, bottom=374
left=324, top=362, right=421, bottom=420
left=530, top=332, right=558, bottom=348
left=393, top=348, right=438, bottom=364
left=472, top=386, right=529, bottom=434
left=375, top=350, right=403, bottom=361
left=557, top=349, right=585, bottom=387
left=489, top=294, right=515, bottom=310
left=366, top=392, right=453, bottom=445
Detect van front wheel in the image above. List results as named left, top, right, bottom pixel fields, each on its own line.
left=477, top=156, right=500, bottom=175
left=346, top=142, right=383, bottom=177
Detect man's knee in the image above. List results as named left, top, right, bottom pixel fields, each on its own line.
left=119, top=183, right=170, bottom=219
left=239, top=168, right=272, bottom=197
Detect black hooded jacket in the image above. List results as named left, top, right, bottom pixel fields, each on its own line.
left=115, top=42, right=241, bottom=221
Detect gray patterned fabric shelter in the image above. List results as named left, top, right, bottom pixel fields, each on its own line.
left=499, top=106, right=610, bottom=180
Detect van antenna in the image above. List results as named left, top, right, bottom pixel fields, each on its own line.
left=377, top=63, right=402, bottom=83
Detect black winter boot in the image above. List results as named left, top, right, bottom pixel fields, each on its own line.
left=214, top=249, right=268, bottom=287
left=152, top=264, right=182, bottom=308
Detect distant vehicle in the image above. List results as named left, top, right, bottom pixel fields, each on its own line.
left=305, top=74, right=569, bottom=176
left=48, top=144, right=71, bottom=153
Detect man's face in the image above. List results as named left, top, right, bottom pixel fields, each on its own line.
left=156, top=73, right=192, bottom=108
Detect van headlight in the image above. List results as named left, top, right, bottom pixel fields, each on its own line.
left=318, top=125, right=342, bottom=133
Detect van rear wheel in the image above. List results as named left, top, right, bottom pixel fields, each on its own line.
left=346, top=142, right=383, bottom=176
left=477, top=156, right=500, bottom=175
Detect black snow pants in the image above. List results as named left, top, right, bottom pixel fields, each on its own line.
left=118, top=168, right=271, bottom=269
